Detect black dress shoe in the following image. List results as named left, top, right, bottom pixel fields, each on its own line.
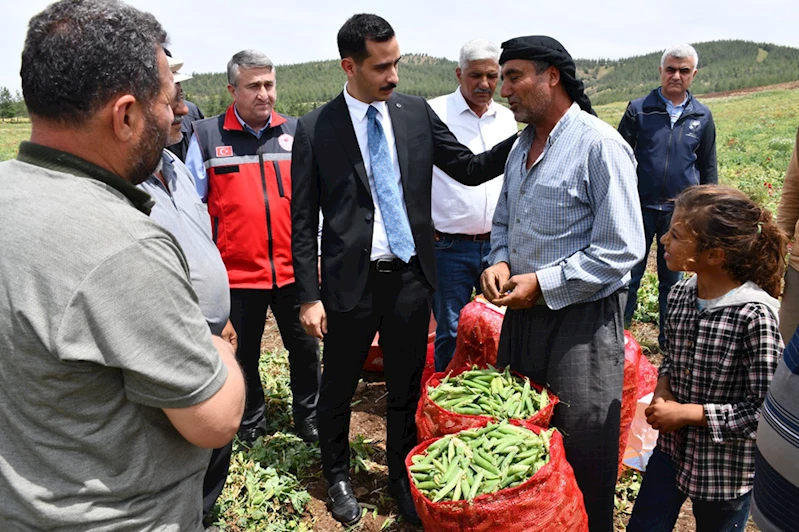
left=389, top=478, right=422, bottom=526
left=327, top=480, right=361, bottom=526
left=295, top=417, right=319, bottom=443
left=237, top=417, right=267, bottom=445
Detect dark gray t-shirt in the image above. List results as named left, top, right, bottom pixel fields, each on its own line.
left=0, top=150, right=227, bottom=531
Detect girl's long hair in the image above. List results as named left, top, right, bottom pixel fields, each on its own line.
left=674, top=185, right=786, bottom=298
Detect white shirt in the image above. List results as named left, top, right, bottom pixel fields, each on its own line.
left=343, top=84, right=416, bottom=260
left=428, top=88, right=518, bottom=234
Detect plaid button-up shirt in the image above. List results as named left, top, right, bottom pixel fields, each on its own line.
left=659, top=277, right=782, bottom=500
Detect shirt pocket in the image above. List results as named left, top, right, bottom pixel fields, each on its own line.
left=528, top=180, right=587, bottom=235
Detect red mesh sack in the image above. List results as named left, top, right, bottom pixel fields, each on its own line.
left=445, top=298, right=505, bottom=373
left=618, top=331, right=641, bottom=478
left=416, top=365, right=558, bottom=442
left=406, top=420, right=588, bottom=531
left=637, top=353, right=659, bottom=399
left=420, top=342, right=436, bottom=391
left=364, top=316, right=437, bottom=373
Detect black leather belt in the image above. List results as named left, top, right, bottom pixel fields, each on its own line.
left=436, top=231, right=491, bottom=242
left=371, top=257, right=412, bottom=273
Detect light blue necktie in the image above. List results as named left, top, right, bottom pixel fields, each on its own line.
left=366, top=105, right=414, bottom=263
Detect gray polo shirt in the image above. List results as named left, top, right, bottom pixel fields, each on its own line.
left=139, top=151, right=230, bottom=334
left=0, top=142, right=226, bottom=531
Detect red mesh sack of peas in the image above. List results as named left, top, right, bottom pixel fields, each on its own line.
left=416, top=365, right=558, bottom=443
left=406, top=420, right=588, bottom=531
left=445, top=297, right=504, bottom=373
left=618, top=331, right=642, bottom=478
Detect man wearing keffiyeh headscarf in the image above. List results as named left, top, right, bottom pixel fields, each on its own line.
left=480, top=35, right=646, bottom=532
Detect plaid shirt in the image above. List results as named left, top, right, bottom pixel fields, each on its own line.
left=659, top=278, right=782, bottom=500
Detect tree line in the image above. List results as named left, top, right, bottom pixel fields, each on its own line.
left=0, top=87, right=27, bottom=120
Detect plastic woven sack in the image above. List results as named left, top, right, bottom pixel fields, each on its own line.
left=637, top=353, right=659, bottom=399
left=407, top=420, right=588, bottom=531
left=445, top=297, right=505, bottom=373
left=420, top=342, right=436, bottom=391
left=364, top=316, right=436, bottom=373
left=416, top=365, right=558, bottom=442
left=618, top=331, right=642, bottom=478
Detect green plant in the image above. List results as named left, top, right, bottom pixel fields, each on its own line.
left=209, top=348, right=318, bottom=531
left=350, top=434, right=379, bottom=474
left=633, top=271, right=660, bottom=324
left=213, top=450, right=313, bottom=531
left=614, top=469, right=643, bottom=527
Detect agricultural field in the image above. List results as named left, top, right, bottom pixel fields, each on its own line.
left=0, top=119, right=29, bottom=161
left=2, top=86, right=796, bottom=531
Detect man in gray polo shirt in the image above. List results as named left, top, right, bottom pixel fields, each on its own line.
left=0, top=1, right=245, bottom=530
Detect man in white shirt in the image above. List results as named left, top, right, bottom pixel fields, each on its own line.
left=428, top=39, right=518, bottom=371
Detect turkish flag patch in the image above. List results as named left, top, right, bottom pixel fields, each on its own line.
left=215, top=146, right=233, bottom=157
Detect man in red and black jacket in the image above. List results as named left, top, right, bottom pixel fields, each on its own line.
left=187, top=49, right=320, bottom=445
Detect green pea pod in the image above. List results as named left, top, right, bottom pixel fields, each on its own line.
left=473, top=449, right=500, bottom=476
left=467, top=470, right=484, bottom=500
left=433, top=470, right=462, bottom=502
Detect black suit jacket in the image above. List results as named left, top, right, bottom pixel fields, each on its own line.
left=291, top=91, right=516, bottom=313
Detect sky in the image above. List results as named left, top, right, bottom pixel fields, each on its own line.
left=3, top=0, right=799, bottom=93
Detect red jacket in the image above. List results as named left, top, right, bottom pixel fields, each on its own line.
left=192, top=105, right=296, bottom=289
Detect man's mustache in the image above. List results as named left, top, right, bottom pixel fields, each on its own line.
left=380, top=82, right=398, bottom=91
left=473, top=87, right=492, bottom=94
left=172, top=114, right=184, bottom=126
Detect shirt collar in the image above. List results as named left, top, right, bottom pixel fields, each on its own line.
left=157, top=150, right=177, bottom=187
left=343, top=82, right=388, bottom=122
left=16, top=141, right=154, bottom=214
left=657, top=87, right=688, bottom=108
left=453, top=87, right=497, bottom=118
left=518, top=102, right=580, bottom=150
left=233, top=104, right=271, bottom=137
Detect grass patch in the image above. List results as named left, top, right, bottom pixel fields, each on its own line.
left=0, top=120, right=29, bottom=161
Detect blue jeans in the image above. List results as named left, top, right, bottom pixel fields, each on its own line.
left=624, top=208, right=682, bottom=347
left=432, top=236, right=491, bottom=372
left=627, top=448, right=752, bottom=532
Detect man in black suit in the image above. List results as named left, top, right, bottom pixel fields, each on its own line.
left=291, top=14, right=515, bottom=527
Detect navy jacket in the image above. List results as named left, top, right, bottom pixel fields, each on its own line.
left=618, top=88, right=717, bottom=211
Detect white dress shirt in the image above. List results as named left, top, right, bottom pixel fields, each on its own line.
left=428, top=88, right=518, bottom=235
left=343, top=84, right=416, bottom=260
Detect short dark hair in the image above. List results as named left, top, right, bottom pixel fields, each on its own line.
left=21, top=0, right=168, bottom=125
left=337, top=14, right=394, bottom=64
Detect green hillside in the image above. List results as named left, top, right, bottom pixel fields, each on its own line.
left=181, top=39, right=799, bottom=117
left=183, top=54, right=459, bottom=118
left=578, top=40, right=799, bottom=105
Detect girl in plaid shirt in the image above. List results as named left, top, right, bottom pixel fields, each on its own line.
left=628, top=186, right=785, bottom=532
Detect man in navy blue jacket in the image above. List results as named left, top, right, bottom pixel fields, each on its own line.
left=618, top=43, right=717, bottom=346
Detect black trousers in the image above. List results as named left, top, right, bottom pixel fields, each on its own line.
left=318, top=259, right=432, bottom=485
left=497, top=289, right=627, bottom=532
left=229, top=284, right=320, bottom=429
left=202, top=442, right=233, bottom=522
